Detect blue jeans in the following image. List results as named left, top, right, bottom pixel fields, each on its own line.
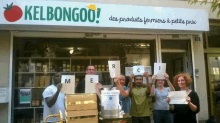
left=153, top=110, right=172, bottom=123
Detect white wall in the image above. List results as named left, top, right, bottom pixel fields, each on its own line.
left=0, top=31, right=10, bottom=123
left=192, top=35, right=209, bottom=122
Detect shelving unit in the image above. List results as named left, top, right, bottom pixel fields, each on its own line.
left=14, top=56, right=117, bottom=123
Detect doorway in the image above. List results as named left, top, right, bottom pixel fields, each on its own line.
left=207, top=54, right=220, bottom=122
left=159, top=36, right=194, bottom=90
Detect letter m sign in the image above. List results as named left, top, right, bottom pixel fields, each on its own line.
left=65, top=79, right=71, bottom=83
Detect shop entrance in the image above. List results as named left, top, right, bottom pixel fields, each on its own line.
left=207, top=54, right=220, bottom=121
left=159, top=35, right=194, bottom=90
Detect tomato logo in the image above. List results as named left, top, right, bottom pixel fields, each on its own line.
left=3, top=3, right=23, bottom=22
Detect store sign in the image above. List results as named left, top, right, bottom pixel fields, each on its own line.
left=0, top=0, right=209, bottom=31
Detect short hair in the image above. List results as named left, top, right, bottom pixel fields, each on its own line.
left=86, top=65, right=95, bottom=70
left=134, top=75, right=143, bottom=81
left=173, top=73, right=192, bottom=88
left=120, top=74, right=125, bottom=78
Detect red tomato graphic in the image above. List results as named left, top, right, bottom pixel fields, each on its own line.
left=3, top=3, right=23, bottom=22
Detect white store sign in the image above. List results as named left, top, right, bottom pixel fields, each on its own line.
left=0, top=0, right=209, bottom=31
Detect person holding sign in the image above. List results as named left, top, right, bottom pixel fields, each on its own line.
left=114, top=72, right=151, bottom=123
left=42, top=72, right=65, bottom=122
left=151, top=73, right=175, bottom=123
left=76, top=65, right=96, bottom=93
left=95, top=75, right=131, bottom=113
left=115, top=75, right=131, bottom=113
left=166, top=73, right=200, bottom=123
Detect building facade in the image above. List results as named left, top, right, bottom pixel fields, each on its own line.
left=0, top=0, right=218, bottom=123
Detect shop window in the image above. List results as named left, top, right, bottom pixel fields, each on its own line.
left=13, top=37, right=156, bottom=122
left=208, top=25, right=220, bottom=48
left=161, top=40, right=188, bottom=49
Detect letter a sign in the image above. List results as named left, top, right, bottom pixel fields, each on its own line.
left=61, top=75, right=75, bottom=94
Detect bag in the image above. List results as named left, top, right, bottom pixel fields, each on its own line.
left=206, top=116, right=216, bottom=123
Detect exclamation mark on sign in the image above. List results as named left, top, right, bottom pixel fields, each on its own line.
left=159, top=66, right=161, bottom=70
left=96, top=8, right=101, bottom=24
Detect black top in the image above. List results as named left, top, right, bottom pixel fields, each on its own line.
left=171, top=91, right=200, bottom=123
left=75, top=79, right=85, bottom=93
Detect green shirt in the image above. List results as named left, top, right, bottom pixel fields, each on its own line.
left=129, top=87, right=150, bottom=117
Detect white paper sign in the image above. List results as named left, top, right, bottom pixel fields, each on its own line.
left=143, top=77, right=153, bottom=84
left=85, top=75, right=99, bottom=93
left=0, top=88, right=6, bottom=103
left=125, top=66, right=152, bottom=76
left=61, top=75, right=75, bottom=94
left=108, top=60, right=121, bottom=78
left=144, top=66, right=152, bottom=75
left=101, top=90, right=120, bottom=110
left=133, top=65, right=145, bottom=75
left=168, top=91, right=188, bottom=104
left=125, top=67, right=133, bottom=76
left=154, top=63, right=166, bottom=79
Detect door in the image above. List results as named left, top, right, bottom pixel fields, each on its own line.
left=159, top=35, right=194, bottom=90
left=207, top=54, right=220, bottom=121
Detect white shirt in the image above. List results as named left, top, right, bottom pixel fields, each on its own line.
left=42, top=85, right=65, bottom=122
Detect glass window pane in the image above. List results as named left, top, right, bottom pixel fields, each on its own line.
left=208, top=26, right=220, bottom=48
left=161, top=40, right=188, bottom=50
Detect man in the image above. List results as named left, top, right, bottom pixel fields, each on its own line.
left=115, top=72, right=151, bottom=123
left=75, top=65, right=96, bottom=93
left=115, top=75, right=131, bottom=113
left=42, top=72, right=65, bottom=123
left=75, top=65, right=101, bottom=113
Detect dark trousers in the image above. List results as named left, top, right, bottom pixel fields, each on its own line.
left=153, top=110, right=172, bottom=123
left=132, top=116, right=150, bottom=123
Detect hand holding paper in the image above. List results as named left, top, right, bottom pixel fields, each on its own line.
left=56, top=83, right=62, bottom=91
left=168, top=91, right=188, bottom=104
left=143, top=72, right=149, bottom=78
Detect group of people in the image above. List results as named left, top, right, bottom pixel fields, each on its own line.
left=42, top=65, right=200, bottom=123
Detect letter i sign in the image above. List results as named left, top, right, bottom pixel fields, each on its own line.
left=3, top=3, right=23, bottom=22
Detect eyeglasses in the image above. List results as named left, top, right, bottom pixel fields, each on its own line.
left=87, top=69, right=95, bottom=71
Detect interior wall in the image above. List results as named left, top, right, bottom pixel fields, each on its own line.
left=0, top=31, right=10, bottom=123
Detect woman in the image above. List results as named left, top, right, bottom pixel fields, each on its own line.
left=151, top=73, right=175, bottom=123
left=115, top=72, right=151, bottom=123
left=166, top=73, right=200, bottom=123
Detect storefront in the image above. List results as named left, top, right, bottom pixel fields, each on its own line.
left=0, top=0, right=210, bottom=123
left=203, top=19, right=220, bottom=122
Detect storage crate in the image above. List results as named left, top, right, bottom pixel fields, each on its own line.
left=65, top=94, right=98, bottom=123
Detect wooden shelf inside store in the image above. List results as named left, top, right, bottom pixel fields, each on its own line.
left=14, top=87, right=46, bottom=89
left=14, top=107, right=43, bottom=109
